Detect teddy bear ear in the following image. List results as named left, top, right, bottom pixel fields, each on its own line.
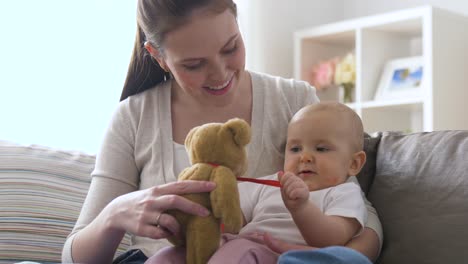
left=223, top=118, right=251, bottom=146
left=184, top=126, right=198, bottom=149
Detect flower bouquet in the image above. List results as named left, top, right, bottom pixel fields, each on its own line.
left=306, top=52, right=356, bottom=103
left=334, top=53, right=356, bottom=103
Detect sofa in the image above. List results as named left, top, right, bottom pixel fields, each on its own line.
left=1, top=130, right=467, bottom=264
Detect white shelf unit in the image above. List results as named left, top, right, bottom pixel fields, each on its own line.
left=294, top=6, right=468, bottom=133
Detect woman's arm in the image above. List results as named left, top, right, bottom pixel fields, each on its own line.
left=69, top=205, right=127, bottom=264
left=63, top=177, right=134, bottom=264
left=63, top=178, right=216, bottom=264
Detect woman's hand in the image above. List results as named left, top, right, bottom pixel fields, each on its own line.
left=104, top=180, right=215, bottom=240
left=278, top=171, right=310, bottom=210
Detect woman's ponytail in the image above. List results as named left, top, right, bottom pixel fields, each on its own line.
left=120, top=24, right=169, bottom=102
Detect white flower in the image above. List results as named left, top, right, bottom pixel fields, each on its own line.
left=334, top=53, right=356, bottom=85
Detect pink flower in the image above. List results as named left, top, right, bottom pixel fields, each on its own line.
left=306, top=58, right=338, bottom=91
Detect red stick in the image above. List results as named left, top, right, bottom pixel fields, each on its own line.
left=237, top=176, right=281, bottom=187
left=207, top=163, right=281, bottom=187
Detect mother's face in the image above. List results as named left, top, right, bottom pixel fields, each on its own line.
left=153, top=8, right=246, bottom=107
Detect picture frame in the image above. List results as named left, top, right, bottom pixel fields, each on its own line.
left=374, top=56, right=424, bottom=101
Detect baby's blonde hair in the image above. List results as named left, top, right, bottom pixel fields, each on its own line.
left=292, top=102, right=364, bottom=152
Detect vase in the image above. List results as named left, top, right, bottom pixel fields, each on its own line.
left=341, top=83, right=354, bottom=103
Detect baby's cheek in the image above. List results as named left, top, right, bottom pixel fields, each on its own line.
left=328, top=177, right=339, bottom=186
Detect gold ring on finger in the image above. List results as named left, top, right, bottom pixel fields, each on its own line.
left=155, top=212, right=163, bottom=226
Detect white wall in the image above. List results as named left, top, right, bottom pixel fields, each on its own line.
left=244, top=0, right=344, bottom=77
left=0, top=1, right=136, bottom=154
left=246, top=0, right=468, bottom=77
left=3, top=1, right=466, bottom=153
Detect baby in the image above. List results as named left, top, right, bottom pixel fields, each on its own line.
left=210, top=102, right=369, bottom=263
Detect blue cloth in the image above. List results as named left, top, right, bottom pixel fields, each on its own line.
left=278, top=246, right=372, bottom=264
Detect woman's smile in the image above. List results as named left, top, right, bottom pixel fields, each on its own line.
left=203, top=74, right=234, bottom=95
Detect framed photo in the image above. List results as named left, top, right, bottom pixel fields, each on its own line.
left=374, top=56, right=424, bottom=101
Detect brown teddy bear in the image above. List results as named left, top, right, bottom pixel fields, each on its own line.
left=167, top=118, right=251, bottom=264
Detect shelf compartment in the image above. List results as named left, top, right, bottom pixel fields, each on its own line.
left=294, top=5, right=468, bottom=132
left=361, top=103, right=423, bottom=133
left=295, top=30, right=356, bottom=102
left=360, top=17, right=423, bottom=102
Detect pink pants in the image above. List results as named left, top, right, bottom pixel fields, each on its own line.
left=145, top=234, right=279, bottom=264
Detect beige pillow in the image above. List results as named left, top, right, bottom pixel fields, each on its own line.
left=0, top=140, right=130, bottom=263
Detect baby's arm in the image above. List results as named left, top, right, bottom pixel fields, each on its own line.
left=279, top=172, right=361, bottom=247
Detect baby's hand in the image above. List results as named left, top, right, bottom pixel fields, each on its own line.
left=277, top=171, right=309, bottom=210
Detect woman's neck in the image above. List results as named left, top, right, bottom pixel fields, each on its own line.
left=172, top=71, right=251, bottom=118
left=175, top=72, right=249, bottom=106
left=171, top=71, right=252, bottom=143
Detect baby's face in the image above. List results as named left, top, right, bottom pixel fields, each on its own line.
left=284, top=110, right=355, bottom=191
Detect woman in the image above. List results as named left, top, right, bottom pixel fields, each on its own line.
left=62, top=1, right=381, bottom=263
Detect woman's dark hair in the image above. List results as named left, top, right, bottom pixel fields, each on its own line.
left=120, top=0, right=237, bottom=101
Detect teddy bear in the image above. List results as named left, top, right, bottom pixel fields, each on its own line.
left=167, top=118, right=251, bottom=264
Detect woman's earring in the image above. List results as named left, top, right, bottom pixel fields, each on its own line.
left=162, top=67, right=169, bottom=82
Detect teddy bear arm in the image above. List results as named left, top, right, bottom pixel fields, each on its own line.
left=178, top=164, right=213, bottom=181
left=167, top=164, right=213, bottom=244
left=209, top=166, right=243, bottom=234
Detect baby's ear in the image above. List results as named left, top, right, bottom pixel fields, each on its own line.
left=348, top=150, right=366, bottom=176
left=223, top=118, right=251, bottom=147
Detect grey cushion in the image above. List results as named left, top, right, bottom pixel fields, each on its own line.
left=368, top=130, right=468, bottom=264
left=356, top=132, right=382, bottom=195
